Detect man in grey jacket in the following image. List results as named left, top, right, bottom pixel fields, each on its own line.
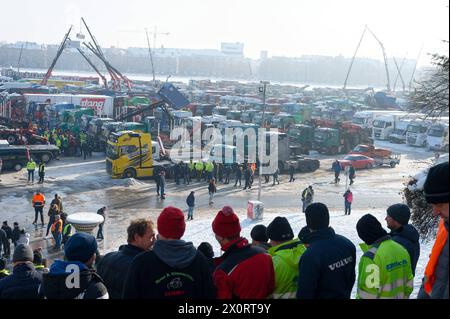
left=418, top=162, right=448, bottom=299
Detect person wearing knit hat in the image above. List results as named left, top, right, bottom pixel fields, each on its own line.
left=419, top=161, right=449, bottom=300
left=122, top=206, right=216, bottom=299
left=305, top=203, right=330, bottom=231
left=385, top=204, right=420, bottom=275
left=40, top=232, right=108, bottom=299
left=197, top=242, right=215, bottom=274
left=424, top=161, right=449, bottom=222
left=0, top=244, right=43, bottom=299
left=250, top=225, right=270, bottom=251
left=157, top=206, right=186, bottom=239
left=298, top=226, right=312, bottom=246
left=267, top=217, right=306, bottom=299
left=212, top=206, right=275, bottom=299
left=356, top=214, right=414, bottom=299
left=297, top=202, right=356, bottom=299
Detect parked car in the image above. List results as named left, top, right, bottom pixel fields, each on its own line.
left=338, top=154, right=376, bottom=170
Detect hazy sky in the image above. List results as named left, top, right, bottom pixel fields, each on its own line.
left=2, top=0, right=448, bottom=65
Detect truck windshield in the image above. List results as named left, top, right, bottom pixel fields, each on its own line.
left=314, top=131, right=328, bottom=140
left=373, top=120, right=386, bottom=128
left=353, top=117, right=366, bottom=125
left=353, top=145, right=369, bottom=152
left=407, top=125, right=422, bottom=133
left=106, top=144, right=119, bottom=160
left=428, top=128, right=444, bottom=137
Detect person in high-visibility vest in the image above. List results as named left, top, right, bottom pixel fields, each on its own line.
left=418, top=162, right=448, bottom=299
left=0, top=257, right=10, bottom=280
left=32, top=191, right=45, bottom=226
left=26, top=159, right=36, bottom=183
left=61, top=213, right=72, bottom=245
left=356, top=214, right=414, bottom=299
left=195, top=161, right=204, bottom=182
left=38, top=161, right=45, bottom=184
left=51, top=214, right=63, bottom=250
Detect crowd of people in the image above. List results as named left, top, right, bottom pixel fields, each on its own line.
left=0, top=161, right=447, bottom=300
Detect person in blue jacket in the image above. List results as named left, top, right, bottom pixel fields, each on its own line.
left=332, top=160, right=342, bottom=184
left=385, top=203, right=420, bottom=275
left=297, top=203, right=356, bottom=299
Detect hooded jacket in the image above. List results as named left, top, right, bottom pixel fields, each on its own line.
left=122, top=239, right=215, bottom=299
left=96, top=244, right=145, bottom=299
left=39, top=260, right=109, bottom=299
left=390, top=224, right=420, bottom=275
left=0, top=263, right=43, bottom=299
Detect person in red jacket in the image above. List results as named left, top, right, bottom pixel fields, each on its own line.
left=212, top=206, right=275, bottom=299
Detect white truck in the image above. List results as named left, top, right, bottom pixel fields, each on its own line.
left=388, top=119, right=412, bottom=144
left=372, top=112, right=418, bottom=141
left=406, top=120, right=432, bottom=147
left=426, top=123, right=449, bottom=152
left=352, top=110, right=404, bottom=129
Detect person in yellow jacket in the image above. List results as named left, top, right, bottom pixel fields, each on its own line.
left=418, top=162, right=448, bottom=299
left=26, top=159, right=36, bottom=183
left=356, top=214, right=414, bottom=299
left=195, top=161, right=204, bottom=182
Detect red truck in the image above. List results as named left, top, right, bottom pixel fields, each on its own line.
left=350, top=144, right=401, bottom=168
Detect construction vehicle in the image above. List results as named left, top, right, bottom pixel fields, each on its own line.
left=271, top=113, right=296, bottom=131
left=312, top=119, right=371, bottom=154
left=287, top=124, right=314, bottom=155
left=106, top=131, right=172, bottom=179
left=426, top=123, right=449, bottom=152
left=0, top=127, right=48, bottom=145
left=350, top=144, right=400, bottom=168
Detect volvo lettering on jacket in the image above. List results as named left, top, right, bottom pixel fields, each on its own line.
left=328, top=256, right=354, bottom=271
left=80, top=98, right=106, bottom=111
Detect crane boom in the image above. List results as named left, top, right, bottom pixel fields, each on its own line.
left=392, top=56, right=406, bottom=93
left=83, top=43, right=120, bottom=91
left=41, top=26, right=73, bottom=85
left=145, top=29, right=156, bottom=87
left=76, top=48, right=108, bottom=88
left=344, top=26, right=367, bottom=91
left=366, top=26, right=391, bottom=92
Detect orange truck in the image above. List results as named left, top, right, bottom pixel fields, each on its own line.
left=350, top=144, right=401, bottom=168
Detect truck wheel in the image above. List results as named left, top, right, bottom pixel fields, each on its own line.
left=390, top=162, right=397, bottom=168
left=41, top=153, right=51, bottom=163
left=14, top=163, right=23, bottom=171
left=123, top=169, right=137, bottom=179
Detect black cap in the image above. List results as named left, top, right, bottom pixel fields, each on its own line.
left=357, top=214, right=388, bottom=245
left=298, top=226, right=312, bottom=244
left=424, top=162, right=449, bottom=204
left=197, top=242, right=214, bottom=259
left=250, top=225, right=268, bottom=243
left=267, top=217, right=294, bottom=242
left=387, top=204, right=411, bottom=225
left=305, top=203, right=330, bottom=231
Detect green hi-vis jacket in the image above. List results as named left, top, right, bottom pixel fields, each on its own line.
left=357, top=236, right=414, bottom=299
left=268, top=239, right=307, bottom=299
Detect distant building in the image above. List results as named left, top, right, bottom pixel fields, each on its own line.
left=221, top=42, right=244, bottom=57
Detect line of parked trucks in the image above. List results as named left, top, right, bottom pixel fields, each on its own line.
left=351, top=110, right=449, bottom=152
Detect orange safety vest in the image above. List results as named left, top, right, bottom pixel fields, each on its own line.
left=32, top=194, right=45, bottom=207
left=423, top=219, right=448, bottom=295
left=51, top=220, right=63, bottom=233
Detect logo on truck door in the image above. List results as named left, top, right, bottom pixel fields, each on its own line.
left=80, top=98, right=106, bottom=113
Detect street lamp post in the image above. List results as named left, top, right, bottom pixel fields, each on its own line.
left=258, top=81, right=269, bottom=201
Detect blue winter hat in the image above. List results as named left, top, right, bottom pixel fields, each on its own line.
left=64, top=233, right=98, bottom=263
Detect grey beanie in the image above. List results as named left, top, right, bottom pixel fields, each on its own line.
left=13, top=244, right=33, bottom=263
